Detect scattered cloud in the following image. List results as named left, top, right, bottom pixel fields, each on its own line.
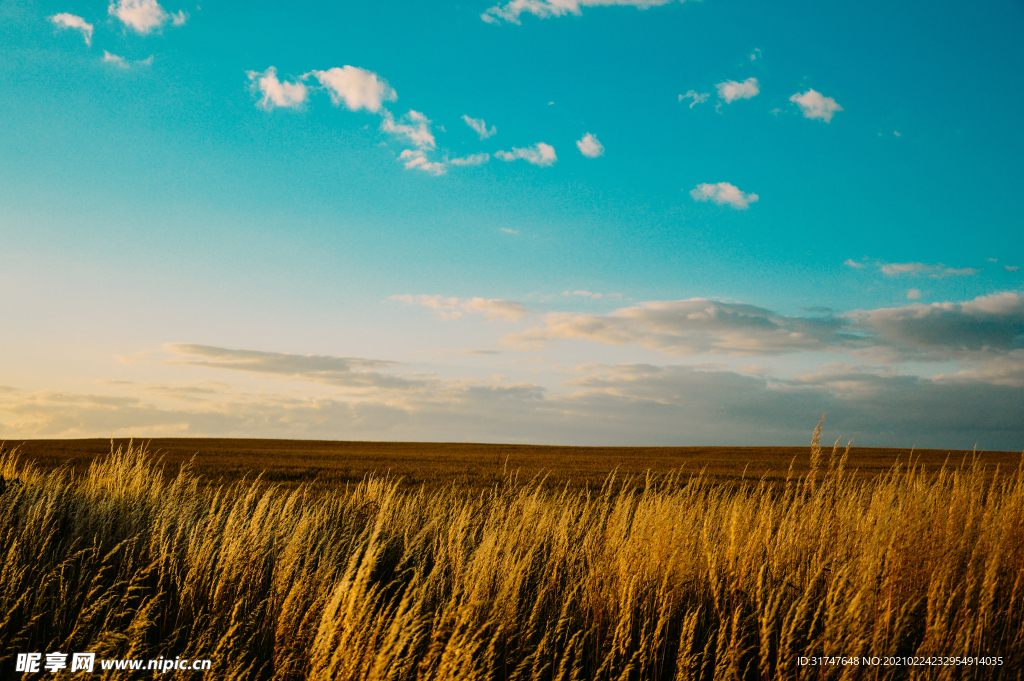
left=1007, top=266, right=1019, bottom=273
left=481, top=0, right=681, bottom=24
left=102, top=51, right=128, bottom=68
left=790, top=89, right=842, bottom=123
left=449, top=153, right=490, bottom=166
left=500, top=228, right=519, bottom=234
left=679, top=90, right=709, bottom=108
left=750, top=48, right=762, bottom=61
left=844, top=259, right=866, bottom=269
left=381, top=110, right=436, bottom=149
left=576, top=133, right=604, bottom=158
left=308, top=66, right=396, bottom=113
left=878, top=261, right=980, bottom=278
left=246, top=67, right=308, bottom=110
left=716, top=77, right=759, bottom=103
left=495, top=142, right=557, bottom=167
left=690, top=182, right=759, bottom=210
left=50, top=13, right=93, bottom=46
left=893, top=131, right=901, bottom=137
left=108, top=0, right=174, bottom=34
left=399, top=149, right=446, bottom=175
left=907, top=289, right=921, bottom=300
left=462, top=115, right=496, bottom=140
left=391, top=294, right=532, bottom=321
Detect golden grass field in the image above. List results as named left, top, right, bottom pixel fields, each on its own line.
left=1, top=425, right=1022, bottom=679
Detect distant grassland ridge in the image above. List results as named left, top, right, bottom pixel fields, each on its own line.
left=1, top=426, right=1023, bottom=679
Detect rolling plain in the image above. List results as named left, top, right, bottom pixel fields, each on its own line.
left=3, top=437, right=1020, bottom=490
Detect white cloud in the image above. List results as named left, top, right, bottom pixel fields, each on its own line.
left=102, top=51, right=129, bottom=68
left=462, top=115, right=496, bottom=140
left=449, top=153, right=490, bottom=166
left=690, top=182, right=759, bottom=210
left=495, top=142, right=557, bottom=167
left=750, top=48, right=762, bottom=61
left=481, top=0, right=681, bottom=24
left=789, top=89, right=843, bottom=123
left=716, top=77, right=759, bottom=103
left=170, top=9, right=187, bottom=26
left=399, top=149, right=446, bottom=175
left=576, top=133, right=604, bottom=158
left=907, top=289, right=921, bottom=300
left=246, top=67, right=308, bottom=110
left=1007, top=266, right=1019, bottom=273
left=50, top=13, right=93, bottom=46
left=844, top=259, right=866, bottom=269
left=381, top=110, right=436, bottom=149
left=308, top=66, right=396, bottom=113
left=679, top=90, right=709, bottom=108
left=392, top=295, right=531, bottom=321
left=878, top=261, right=980, bottom=278
left=108, top=0, right=171, bottom=34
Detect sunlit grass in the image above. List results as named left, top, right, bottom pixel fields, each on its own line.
left=1, top=423, right=1022, bottom=679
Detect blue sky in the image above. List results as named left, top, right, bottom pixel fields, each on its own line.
left=1, top=0, right=1022, bottom=448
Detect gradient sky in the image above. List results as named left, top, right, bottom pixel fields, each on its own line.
left=2, top=0, right=1022, bottom=448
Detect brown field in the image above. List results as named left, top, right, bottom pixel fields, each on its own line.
left=2, top=437, right=1020, bottom=489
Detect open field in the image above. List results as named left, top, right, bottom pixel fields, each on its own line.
left=2, top=437, right=1021, bottom=490
left=2, top=426, right=1024, bottom=679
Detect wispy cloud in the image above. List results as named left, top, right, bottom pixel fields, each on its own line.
left=101, top=51, right=152, bottom=68
left=576, top=133, right=604, bottom=158
left=170, top=9, right=187, bottom=26
left=844, top=259, right=866, bottom=269
left=164, top=344, right=411, bottom=389
left=505, top=299, right=845, bottom=355
left=790, top=89, right=843, bottom=122
left=716, top=78, right=759, bottom=103
left=399, top=149, right=446, bottom=175
left=481, top=0, right=682, bottom=25
left=246, top=67, right=308, bottom=110
left=462, top=115, right=497, bottom=140
left=50, top=13, right=93, bottom=46
left=391, top=294, right=531, bottom=321
left=103, top=51, right=129, bottom=68
left=907, top=289, right=922, bottom=300
left=495, top=143, right=557, bottom=167
left=679, top=90, right=709, bottom=108
left=449, top=153, right=490, bottom=166
left=877, top=261, right=980, bottom=278
left=308, top=66, right=396, bottom=113
left=561, top=290, right=622, bottom=299
left=690, top=182, right=759, bottom=210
